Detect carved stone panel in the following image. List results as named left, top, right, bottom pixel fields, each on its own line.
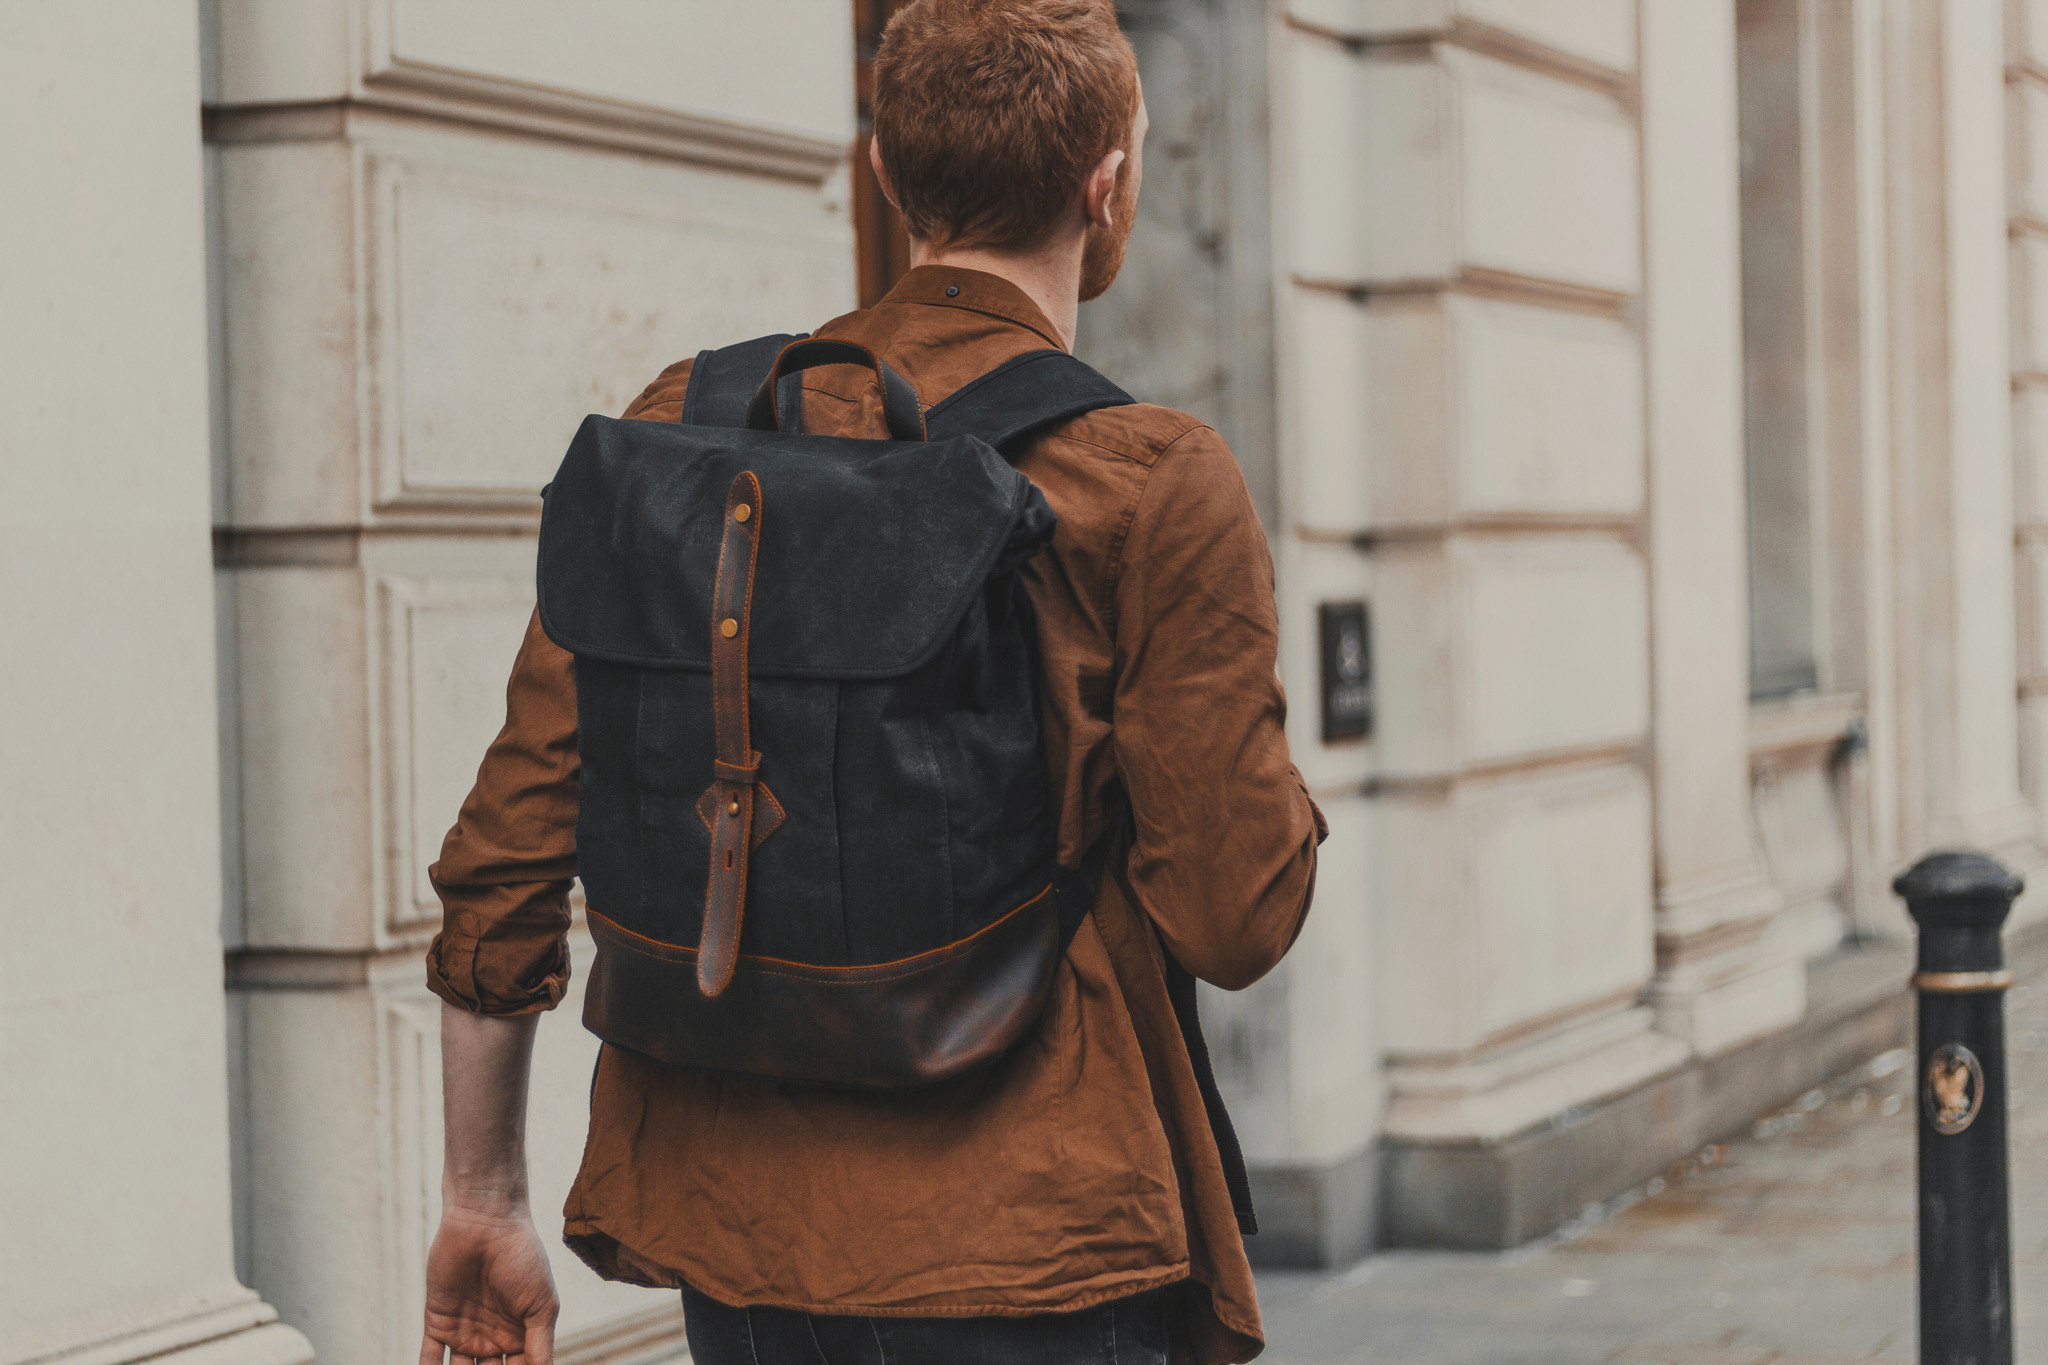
left=361, top=134, right=854, bottom=514
left=2011, top=80, right=2048, bottom=226
left=1291, top=291, right=1643, bottom=534
left=1467, top=762, right=1653, bottom=1039
left=375, top=570, right=537, bottom=934
left=1373, top=760, right=1654, bottom=1057
left=1290, top=43, right=1638, bottom=294
left=215, top=121, right=855, bottom=528
left=1371, top=534, right=1649, bottom=777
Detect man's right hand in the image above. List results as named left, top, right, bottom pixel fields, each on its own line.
left=418, top=1204, right=560, bottom=1365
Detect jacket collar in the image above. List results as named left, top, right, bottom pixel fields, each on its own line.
left=879, top=265, right=1068, bottom=352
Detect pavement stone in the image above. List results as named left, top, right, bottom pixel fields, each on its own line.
left=1255, top=974, right=2048, bottom=1363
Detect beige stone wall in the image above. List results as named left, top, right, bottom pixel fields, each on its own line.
left=1274, top=0, right=1682, bottom=1176
left=1239, top=0, right=2048, bottom=1253
left=14, top=0, right=2048, bottom=1347
left=2013, top=0, right=2048, bottom=852
left=207, top=3, right=856, bottom=1359
left=0, top=4, right=311, bottom=1363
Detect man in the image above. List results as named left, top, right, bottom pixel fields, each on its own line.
left=419, top=2, right=1324, bottom=1362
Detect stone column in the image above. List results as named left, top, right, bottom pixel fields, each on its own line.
left=0, top=4, right=311, bottom=1362
left=1639, top=0, right=1803, bottom=1054
left=1279, top=0, right=1685, bottom=1249
left=207, top=3, right=858, bottom=1356
left=2014, top=0, right=2048, bottom=864
left=1938, top=0, right=2034, bottom=862
left=1870, top=0, right=2038, bottom=897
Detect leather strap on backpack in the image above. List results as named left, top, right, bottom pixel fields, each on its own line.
left=744, top=338, right=927, bottom=441
left=922, top=349, right=1133, bottom=453
left=680, top=333, right=804, bottom=429
left=697, top=471, right=785, bottom=997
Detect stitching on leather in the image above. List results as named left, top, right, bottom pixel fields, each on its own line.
left=697, top=781, right=785, bottom=847
left=737, top=472, right=761, bottom=757
left=700, top=472, right=765, bottom=991
left=586, top=882, right=1055, bottom=979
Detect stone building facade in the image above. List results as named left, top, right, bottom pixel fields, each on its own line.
left=9, top=1, right=2048, bottom=1361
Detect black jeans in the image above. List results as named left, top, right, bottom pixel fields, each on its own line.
left=680, top=1284, right=1172, bottom=1365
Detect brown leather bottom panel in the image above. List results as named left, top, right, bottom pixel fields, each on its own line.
left=582, top=887, right=1059, bottom=1089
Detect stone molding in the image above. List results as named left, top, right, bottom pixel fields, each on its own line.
left=13, top=1294, right=314, bottom=1365
left=1379, top=1004, right=1687, bottom=1146
left=206, top=0, right=848, bottom=183
left=1283, top=10, right=1634, bottom=100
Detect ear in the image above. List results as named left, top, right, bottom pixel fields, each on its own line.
left=868, top=138, right=902, bottom=211
left=1082, top=147, right=1127, bottom=231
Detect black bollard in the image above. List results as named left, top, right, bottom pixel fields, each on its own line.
left=1894, top=850, right=2022, bottom=1365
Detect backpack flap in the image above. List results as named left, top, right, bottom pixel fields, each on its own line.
left=536, top=415, right=1056, bottom=678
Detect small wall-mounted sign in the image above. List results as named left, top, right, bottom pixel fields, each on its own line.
left=1319, top=600, right=1371, bottom=742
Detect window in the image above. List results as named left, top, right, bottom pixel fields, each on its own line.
left=1735, top=0, right=1866, bottom=700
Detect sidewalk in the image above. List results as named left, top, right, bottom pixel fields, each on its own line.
left=1255, top=976, right=2048, bottom=1364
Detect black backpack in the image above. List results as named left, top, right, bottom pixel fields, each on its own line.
left=537, top=335, right=1133, bottom=1089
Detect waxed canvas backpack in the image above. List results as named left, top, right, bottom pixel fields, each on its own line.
left=537, top=334, right=1132, bottom=1089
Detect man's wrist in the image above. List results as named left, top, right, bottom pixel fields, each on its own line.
left=441, top=1178, right=532, bottom=1220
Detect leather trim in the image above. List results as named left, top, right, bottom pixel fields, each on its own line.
left=696, top=782, right=785, bottom=850
left=583, top=885, right=1061, bottom=1089
left=745, top=337, right=926, bottom=441
left=698, top=471, right=764, bottom=998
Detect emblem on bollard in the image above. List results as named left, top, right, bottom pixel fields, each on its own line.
left=1924, top=1042, right=1985, bottom=1136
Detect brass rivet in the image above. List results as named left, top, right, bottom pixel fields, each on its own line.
left=727, top=799, right=739, bottom=815
left=720, top=618, right=739, bottom=638
left=734, top=504, right=751, bottom=522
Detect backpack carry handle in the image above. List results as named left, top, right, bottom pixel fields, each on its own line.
left=744, top=338, right=928, bottom=441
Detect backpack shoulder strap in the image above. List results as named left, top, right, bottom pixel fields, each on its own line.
left=923, top=349, right=1133, bottom=453
left=679, top=333, right=807, bottom=429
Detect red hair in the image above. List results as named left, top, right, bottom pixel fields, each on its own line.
left=872, top=0, right=1140, bottom=251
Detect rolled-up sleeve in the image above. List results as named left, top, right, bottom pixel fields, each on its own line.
left=1111, top=425, right=1327, bottom=991
left=424, top=359, right=694, bottom=1014
left=425, top=608, right=581, bottom=1015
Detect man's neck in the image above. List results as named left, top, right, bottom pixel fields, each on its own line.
left=909, top=237, right=1085, bottom=351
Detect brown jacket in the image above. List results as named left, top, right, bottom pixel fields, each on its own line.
left=426, top=265, right=1325, bottom=1364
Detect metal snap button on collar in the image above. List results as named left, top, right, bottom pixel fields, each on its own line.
left=734, top=504, right=751, bottom=522
left=945, top=284, right=960, bottom=297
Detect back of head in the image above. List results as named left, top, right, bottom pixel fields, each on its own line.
left=872, top=0, right=1139, bottom=252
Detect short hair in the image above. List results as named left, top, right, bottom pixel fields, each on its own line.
left=872, top=0, right=1140, bottom=252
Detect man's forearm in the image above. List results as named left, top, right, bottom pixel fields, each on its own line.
left=440, top=1004, right=541, bottom=1213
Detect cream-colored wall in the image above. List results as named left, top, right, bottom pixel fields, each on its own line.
left=0, top=5, right=311, bottom=1363
left=15, top=3, right=2048, bottom=1342
left=208, top=2, right=856, bottom=1358
left=2011, top=0, right=2048, bottom=862
left=1275, top=0, right=1680, bottom=1161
